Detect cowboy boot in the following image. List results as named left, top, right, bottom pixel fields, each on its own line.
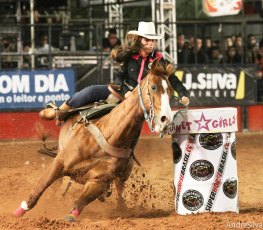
left=39, top=102, right=71, bottom=120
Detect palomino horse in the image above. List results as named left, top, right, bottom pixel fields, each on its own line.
left=14, top=59, right=174, bottom=221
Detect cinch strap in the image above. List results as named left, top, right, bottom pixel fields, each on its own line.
left=85, top=123, right=132, bottom=159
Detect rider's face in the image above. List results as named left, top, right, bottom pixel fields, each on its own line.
left=140, top=37, right=156, bottom=54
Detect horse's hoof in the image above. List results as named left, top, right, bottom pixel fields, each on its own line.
left=14, top=207, right=26, bottom=217
left=64, top=214, right=76, bottom=222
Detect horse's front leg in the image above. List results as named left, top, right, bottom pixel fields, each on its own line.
left=115, top=157, right=134, bottom=209
left=14, top=157, right=64, bottom=217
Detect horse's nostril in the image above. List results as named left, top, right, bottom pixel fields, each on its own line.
left=161, top=116, right=167, bottom=123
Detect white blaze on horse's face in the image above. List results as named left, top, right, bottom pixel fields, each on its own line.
left=154, top=79, right=173, bottom=132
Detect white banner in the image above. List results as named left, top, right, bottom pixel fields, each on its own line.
left=203, top=0, right=243, bottom=17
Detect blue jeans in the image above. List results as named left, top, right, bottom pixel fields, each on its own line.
left=66, top=85, right=110, bottom=108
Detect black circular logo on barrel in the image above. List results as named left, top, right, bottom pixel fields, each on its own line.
left=223, top=178, right=237, bottom=199
left=172, top=142, right=182, bottom=164
left=182, top=189, right=204, bottom=211
left=199, top=133, right=223, bottom=150
left=231, top=140, right=236, bottom=160
left=190, top=160, right=214, bottom=181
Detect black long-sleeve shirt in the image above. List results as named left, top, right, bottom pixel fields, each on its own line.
left=113, top=50, right=189, bottom=97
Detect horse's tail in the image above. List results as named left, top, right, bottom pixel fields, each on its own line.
left=35, top=122, right=51, bottom=143
left=35, top=122, right=58, bottom=157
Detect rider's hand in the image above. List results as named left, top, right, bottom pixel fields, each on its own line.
left=179, top=96, right=190, bottom=107
left=125, top=91, right=132, bottom=98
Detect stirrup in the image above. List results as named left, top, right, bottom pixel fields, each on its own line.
left=46, top=101, right=59, bottom=109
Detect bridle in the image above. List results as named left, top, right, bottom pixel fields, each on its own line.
left=137, top=75, right=155, bottom=132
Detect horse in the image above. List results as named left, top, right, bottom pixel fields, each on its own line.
left=14, top=59, right=175, bottom=222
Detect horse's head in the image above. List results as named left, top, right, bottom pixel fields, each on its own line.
left=138, top=58, right=174, bottom=133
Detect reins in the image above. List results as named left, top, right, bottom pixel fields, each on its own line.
left=138, top=76, right=155, bottom=132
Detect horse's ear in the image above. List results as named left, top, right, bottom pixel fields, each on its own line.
left=151, top=58, right=161, bottom=70
left=150, top=58, right=167, bottom=76
left=166, top=63, right=176, bottom=76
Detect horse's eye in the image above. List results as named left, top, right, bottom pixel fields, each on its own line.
left=151, top=84, right=157, bottom=92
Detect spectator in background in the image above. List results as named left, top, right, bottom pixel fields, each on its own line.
left=225, top=46, right=242, bottom=64
left=210, top=46, right=224, bottom=64
left=188, top=36, right=195, bottom=49
left=35, top=34, right=57, bottom=53
left=22, top=41, right=32, bottom=68
left=224, top=36, right=234, bottom=51
left=187, top=37, right=209, bottom=64
left=246, top=34, right=258, bottom=64
left=231, top=34, right=236, bottom=45
left=1, top=37, right=16, bottom=52
left=0, top=37, right=17, bottom=68
left=102, top=28, right=121, bottom=52
left=234, top=35, right=244, bottom=62
left=35, top=33, right=58, bottom=67
left=34, top=10, right=41, bottom=23
left=204, top=37, right=213, bottom=60
left=177, top=33, right=189, bottom=64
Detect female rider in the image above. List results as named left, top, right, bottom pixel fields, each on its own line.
left=39, top=21, right=189, bottom=120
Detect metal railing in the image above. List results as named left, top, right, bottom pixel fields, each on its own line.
left=1, top=20, right=262, bottom=67
left=0, top=20, right=262, bottom=99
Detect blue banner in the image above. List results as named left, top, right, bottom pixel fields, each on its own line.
left=0, top=69, right=75, bottom=110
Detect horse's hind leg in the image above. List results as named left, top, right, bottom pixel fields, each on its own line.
left=14, top=157, right=64, bottom=217
left=64, top=160, right=121, bottom=222
left=65, top=180, right=107, bottom=222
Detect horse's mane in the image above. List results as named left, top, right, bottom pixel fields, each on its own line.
left=149, top=59, right=175, bottom=78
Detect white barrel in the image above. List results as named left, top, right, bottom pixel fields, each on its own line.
left=168, top=107, right=238, bottom=215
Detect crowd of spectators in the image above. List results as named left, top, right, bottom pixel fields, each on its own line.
left=1, top=29, right=262, bottom=74
left=0, top=27, right=121, bottom=69
left=176, top=33, right=263, bottom=69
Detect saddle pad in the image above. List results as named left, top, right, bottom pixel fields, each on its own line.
left=79, top=103, right=116, bottom=121
left=58, top=104, right=94, bottom=121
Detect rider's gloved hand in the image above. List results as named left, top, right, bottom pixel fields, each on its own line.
left=179, top=96, right=190, bottom=107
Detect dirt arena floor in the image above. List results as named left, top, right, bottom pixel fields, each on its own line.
left=0, top=132, right=262, bottom=230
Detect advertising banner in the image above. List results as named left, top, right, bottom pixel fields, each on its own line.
left=173, top=66, right=256, bottom=106
left=168, top=107, right=238, bottom=134
left=203, top=0, right=243, bottom=17
left=0, top=69, right=75, bottom=110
